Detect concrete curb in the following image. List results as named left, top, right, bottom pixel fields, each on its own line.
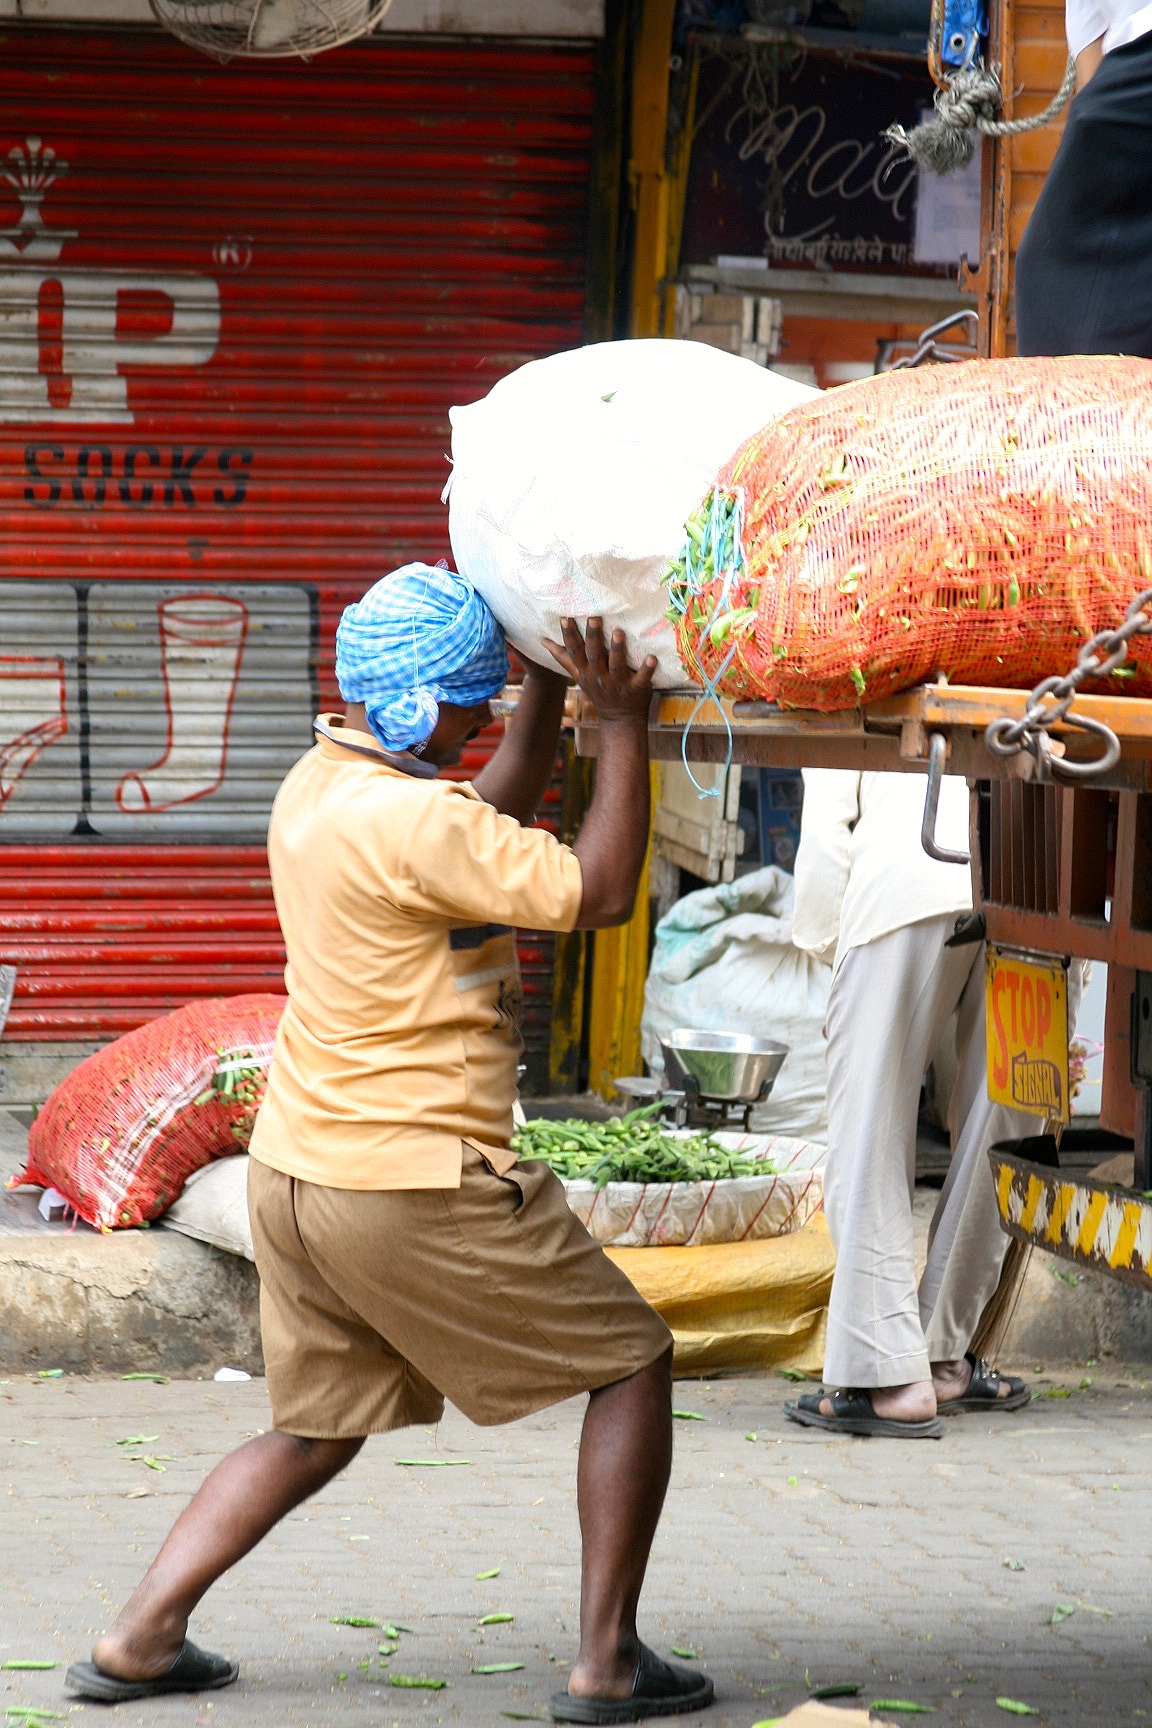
left=0, top=1229, right=265, bottom=1377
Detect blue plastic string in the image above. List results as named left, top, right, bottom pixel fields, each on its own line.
left=667, top=489, right=746, bottom=800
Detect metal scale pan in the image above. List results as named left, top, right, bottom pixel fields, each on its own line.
left=616, top=1028, right=789, bottom=1132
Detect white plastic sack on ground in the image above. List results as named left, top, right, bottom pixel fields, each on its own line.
left=447, top=340, right=816, bottom=684
left=641, top=866, right=831, bottom=1142
left=561, top=1132, right=824, bottom=1248
left=164, top=1154, right=253, bottom=1260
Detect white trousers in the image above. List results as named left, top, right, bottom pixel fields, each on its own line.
left=821, top=916, right=1058, bottom=1390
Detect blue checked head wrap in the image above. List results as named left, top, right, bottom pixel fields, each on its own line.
left=335, top=563, right=509, bottom=754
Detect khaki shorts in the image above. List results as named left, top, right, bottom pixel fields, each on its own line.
left=247, top=1145, right=671, bottom=1438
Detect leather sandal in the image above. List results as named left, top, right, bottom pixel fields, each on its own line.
left=937, top=1353, right=1030, bottom=1415
left=549, top=1641, right=714, bottom=1722
left=785, top=1387, right=943, bottom=1439
left=65, top=1639, right=239, bottom=1702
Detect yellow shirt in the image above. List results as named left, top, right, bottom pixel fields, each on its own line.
left=249, top=716, right=584, bottom=1190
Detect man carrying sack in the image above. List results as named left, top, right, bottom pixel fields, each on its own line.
left=67, top=564, right=713, bottom=1727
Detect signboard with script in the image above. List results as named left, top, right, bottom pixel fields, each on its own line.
left=985, top=946, right=1071, bottom=1124
left=681, top=46, right=957, bottom=275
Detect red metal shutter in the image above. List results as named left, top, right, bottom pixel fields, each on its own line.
left=0, top=29, right=594, bottom=1060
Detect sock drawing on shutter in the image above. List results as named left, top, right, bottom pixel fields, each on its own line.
left=0, top=655, right=67, bottom=809
left=116, top=593, right=248, bottom=814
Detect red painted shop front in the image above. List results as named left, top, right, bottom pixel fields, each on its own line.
left=0, top=29, right=595, bottom=1084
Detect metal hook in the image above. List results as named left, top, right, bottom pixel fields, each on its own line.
left=920, top=731, right=971, bottom=865
left=985, top=710, right=1121, bottom=781
left=1049, top=712, right=1123, bottom=781
left=891, top=310, right=979, bottom=369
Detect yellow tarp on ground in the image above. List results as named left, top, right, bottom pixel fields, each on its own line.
left=606, top=1213, right=833, bottom=1379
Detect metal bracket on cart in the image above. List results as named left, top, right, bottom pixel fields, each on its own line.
left=920, top=729, right=970, bottom=865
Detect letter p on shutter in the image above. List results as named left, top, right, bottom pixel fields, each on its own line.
left=60, top=270, right=221, bottom=422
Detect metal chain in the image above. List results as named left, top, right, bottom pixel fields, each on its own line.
left=984, top=587, right=1152, bottom=779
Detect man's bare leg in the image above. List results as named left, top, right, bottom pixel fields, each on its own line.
left=92, top=1356, right=676, bottom=1699
left=568, top=1346, right=674, bottom=1700
left=90, top=1432, right=364, bottom=1680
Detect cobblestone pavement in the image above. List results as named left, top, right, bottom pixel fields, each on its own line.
left=1, top=1367, right=1148, bottom=1728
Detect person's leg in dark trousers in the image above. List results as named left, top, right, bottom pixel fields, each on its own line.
left=1015, top=32, right=1152, bottom=358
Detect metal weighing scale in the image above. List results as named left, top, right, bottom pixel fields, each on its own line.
left=614, top=1028, right=789, bottom=1134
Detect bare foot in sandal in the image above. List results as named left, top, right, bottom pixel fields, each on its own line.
left=835, top=1382, right=936, bottom=1424
left=786, top=1386, right=943, bottom=1438
left=934, top=1354, right=1030, bottom=1413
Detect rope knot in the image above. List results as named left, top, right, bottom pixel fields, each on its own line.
left=885, top=55, right=1074, bottom=175
left=885, top=64, right=1005, bottom=173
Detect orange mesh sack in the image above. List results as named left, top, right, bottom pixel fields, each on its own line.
left=668, top=355, right=1152, bottom=711
left=17, top=994, right=283, bottom=1231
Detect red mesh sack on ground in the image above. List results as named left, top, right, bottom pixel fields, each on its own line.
left=16, top=994, right=283, bottom=1231
left=668, top=355, right=1152, bottom=711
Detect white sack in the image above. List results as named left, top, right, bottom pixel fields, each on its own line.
left=641, top=866, right=831, bottom=1142
left=164, top=1154, right=254, bottom=1260
left=561, top=1132, right=824, bottom=1247
left=447, top=340, right=816, bottom=684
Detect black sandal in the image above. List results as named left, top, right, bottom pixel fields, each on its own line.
left=65, top=1639, right=239, bottom=1702
left=938, top=1354, right=1030, bottom=1416
left=785, top=1387, right=943, bottom=1439
left=549, top=1642, right=714, bottom=1723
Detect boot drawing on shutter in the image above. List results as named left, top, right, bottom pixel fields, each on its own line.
left=117, top=593, right=248, bottom=813
left=0, top=656, right=67, bottom=809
